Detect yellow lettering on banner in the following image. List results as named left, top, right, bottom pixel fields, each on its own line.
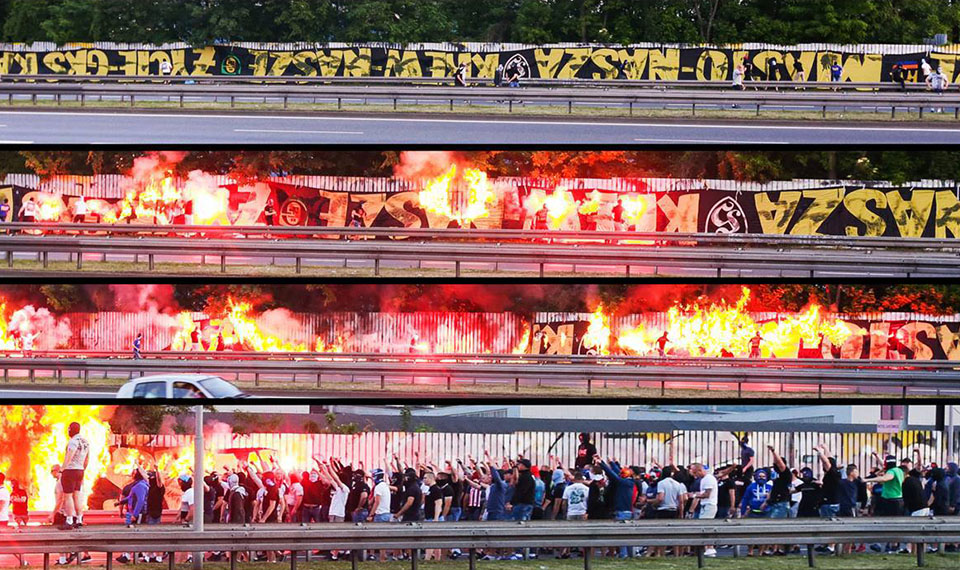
left=868, top=322, right=890, bottom=359
left=384, top=192, right=423, bottom=228
left=790, top=188, right=843, bottom=235
left=886, top=189, right=933, bottom=237
left=64, top=50, right=89, bottom=75
left=618, top=48, right=649, bottom=79
left=786, top=51, right=816, bottom=80
left=87, top=50, right=108, bottom=76
left=696, top=49, right=729, bottom=81
left=933, top=190, right=960, bottom=238
left=291, top=51, right=318, bottom=76
left=316, top=50, right=344, bottom=76
left=165, top=50, right=187, bottom=75
left=754, top=191, right=801, bottom=234
left=838, top=323, right=865, bottom=359
left=384, top=50, right=422, bottom=77
left=658, top=193, right=699, bottom=233
left=268, top=51, right=294, bottom=76
left=898, top=322, right=937, bottom=360
left=535, top=324, right=575, bottom=355
left=534, top=48, right=565, bottom=78
left=425, top=51, right=455, bottom=78
left=149, top=51, right=175, bottom=75
left=841, top=53, right=883, bottom=82
left=349, top=193, right=386, bottom=226
left=751, top=49, right=786, bottom=77
left=342, top=48, right=371, bottom=77
left=315, top=190, right=349, bottom=227
left=647, top=48, right=680, bottom=80
left=938, top=325, right=960, bottom=360
left=932, top=52, right=960, bottom=83
left=42, top=52, right=67, bottom=74
left=815, top=51, right=841, bottom=82
left=191, top=47, right=216, bottom=75
left=471, top=53, right=498, bottom=78
left=618, top=193, right=656, bottom=232
left=247, top=49, right=271, bottom=76
left=137, top=51, right=154, bottom=75
left=843, top=188, right=887, bottom=236
left=589, top=48, right=620, bottom=79
left=115, top=50, right=137, bottom=75
left=11, top=52, right=37, bottom=74
left=557, top=48, right=590, bottom=79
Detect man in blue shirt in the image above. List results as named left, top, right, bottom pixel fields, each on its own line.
left=598, top=457, right=636, bottom=558
left=132, top=333, right=144, bottom=359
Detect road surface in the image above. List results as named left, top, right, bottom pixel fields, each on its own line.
left=0, top=109, right=958, bottom=144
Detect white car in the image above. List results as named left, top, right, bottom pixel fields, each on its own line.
left=116, top=374, right=249, bottom=399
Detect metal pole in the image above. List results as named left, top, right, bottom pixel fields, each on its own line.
left=949, top=405, right=956, bottom=463
left=193, top=405, right=204, bottom=570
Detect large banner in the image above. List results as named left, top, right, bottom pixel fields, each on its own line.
left=12, top=181, right=960, bottom=239
left=532, top=316, right=960, bottom=361
left=1, top=45, right=959, bottom=83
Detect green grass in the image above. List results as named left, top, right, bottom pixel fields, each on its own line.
left=8, top=96, right=960, bottom=122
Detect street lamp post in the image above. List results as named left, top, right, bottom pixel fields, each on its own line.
left=193, top=405, right=204, bottom=570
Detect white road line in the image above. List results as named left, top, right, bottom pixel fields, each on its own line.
left=0, top=140, right=33, bottom=144
left=0, top=110, right=957, bottom=132
left=233, top=129, right=364, bottom=134
left=633, top=138, right=789, bottom=144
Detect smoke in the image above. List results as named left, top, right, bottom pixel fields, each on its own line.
left=8, top=306, right=72, bottom=350
left=128, top=151, right=188, bottom=184
left=257, top=308, right=305, bottom=344
left=107, top=285, right=182, bottom=348
left=394, top=151, right=461, bottom=179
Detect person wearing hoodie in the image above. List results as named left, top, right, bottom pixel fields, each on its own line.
left=946, top=462, right=960, bottom=515
left=740, top=468, right=773, bottom=519
left=575, top=434, right=597, bottom=470
left=115, top=467, right=151, bottom=564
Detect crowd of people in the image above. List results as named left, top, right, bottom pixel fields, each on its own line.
left=18, top=426, right=960, bottom=564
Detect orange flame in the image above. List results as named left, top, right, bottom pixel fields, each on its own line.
left=581, top=305, right=611, bottom=355
left=417, top=165, right=496, bottom=225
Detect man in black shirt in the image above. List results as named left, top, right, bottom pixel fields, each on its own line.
left=795, top=467, right=822, bottom=518
left=575, top=434, right=597, bottom=470
left=816, top=445, right=842, bottom=517
left=902, top=464, right=925, bottom=515
left=346, top=470, right=370, bottom=523
left=511, top=459, right=536, bottom=521
left=766, top=446, right=794, bottom=556
left=395, top=469, right=422, bottom=523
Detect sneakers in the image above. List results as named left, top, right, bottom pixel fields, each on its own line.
left=703, top=548, right=717, bottom=558
left=115, top=555, right=131, bottom=564
left=79, top=555, right=91, bottom=563
left=480, top=554, right=497, bottom=561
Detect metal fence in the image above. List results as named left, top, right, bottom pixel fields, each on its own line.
left=110, top=428, right=948, bottom=482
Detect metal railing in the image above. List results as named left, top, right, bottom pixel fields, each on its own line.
left=0, top=79, right=957, bottom=117
left=4, top=352, right=959, bottom=396
left=0, top=519, right=956, bottom=570
left=1, top=230, right=957, bottom=277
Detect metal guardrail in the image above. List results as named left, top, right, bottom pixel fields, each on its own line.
left=3, top=223, right=960, bottom=250
left=0, top=80, right=957, bottom=117
left=1, top=231, right=958, bottom=277
left=0, top=520, right=956, bottom=570
left=4, top=353, right=959, bottom=396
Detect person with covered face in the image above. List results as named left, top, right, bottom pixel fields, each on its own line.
left=596, top=455, right=636, bottom=558
left=300, top=462, right=325, bottom=523
left=575, top=433, right=597, bottom=470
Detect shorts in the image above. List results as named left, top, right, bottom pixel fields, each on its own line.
left=768, top=501, right=790, bottom=519
left=819, top=504, right=839, bottom=518
left=329, top=515, right=344, bottom=523
left=698, top=504, right=718, bottom=520
left=567, top=514, right=587, bottom=521
left=373, top=513, right=392, bottom=523
left=61, top=469, right=84, bottom=493
left=876, top=497, right=904, bottom=517
left=656, top=509, right=678, bottom=519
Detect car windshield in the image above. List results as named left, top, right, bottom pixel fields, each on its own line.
left=197, top=377, right=244, bottom=398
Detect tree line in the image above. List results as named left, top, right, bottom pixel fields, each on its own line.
left=1, top=0, right=959, bottom=45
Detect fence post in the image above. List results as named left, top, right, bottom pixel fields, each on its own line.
left=380, top=375, right=386, bottom=390
left=583, top=546, right=592, bottom=570
left=410, top=550, right=418, bottom=570
left=446, top=377, right=451, bottom=391
left=587, top=378, right=591, bottom=394
left=295, top=257, right=302, bottom=274
left=515, top=378, right=520, bottom=392
left=468, top=549, right=476, bottom=570
left=692, top=102, right=696, bottom=116
left=316, top=372, right=322, bottom=388
left=374, top=258, right=380, bottom=276
left=807, top=545, right=815, bottom=568
left=220, top=255, right=226, bottom=273
left=455, top=260, right=461, bottom=278
left=148, top=254, right=155, bottom=271
left=696, top=546, right=704, bottom=569
left=916, top=545, right=925, bottom=567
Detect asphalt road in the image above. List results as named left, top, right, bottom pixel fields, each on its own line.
left=0, top=109, right=959, bottom=144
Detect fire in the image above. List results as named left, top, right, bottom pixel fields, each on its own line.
left=225, top=299, right=308, bottom=352
left=169, top=312, right=200, bottom=351
left=23, top=406, right=112, bottom=511
left=117, top=175, right=182, bottom=225
left=0, top=302, right=16, bottom=350
left=619, top=195, right=648, bottom=225
left=34, top=194, right=65, bottom=222
left=616, top=288, right=853, bottom=358
left=543, top=187, right=577, bottom=230
left=578, top=190, right=601, bottom=215
left=315, top=336, right=344, bottom=353
left=581, top=305, right=611, bottom=355
left=512, top=325, right=531, bottom=354
left=417, top=164, right=496, bottom=225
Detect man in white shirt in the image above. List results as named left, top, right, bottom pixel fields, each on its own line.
left=688, top=463, right=718, bottom=557
left=562, top=472, right=590, bottom=520
left=61, top=422, right=90, bottom=529
left=651, top=466, right=686, bottom=558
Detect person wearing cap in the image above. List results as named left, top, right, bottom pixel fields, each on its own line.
left=394, top=467, right=422, bottom=523
left=510, top=458, right=536, bottom=522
